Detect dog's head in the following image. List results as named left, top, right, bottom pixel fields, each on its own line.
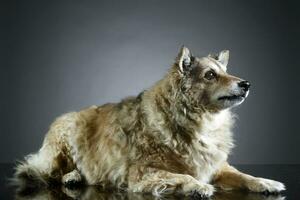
left=175, top=46, right=250, bottom=111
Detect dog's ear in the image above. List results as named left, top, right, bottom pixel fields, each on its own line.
left=176, top=46, right=192, bottom=73
left=217, top=50, right=229, bottom=67
left=209, top=50, right=229, bottom=71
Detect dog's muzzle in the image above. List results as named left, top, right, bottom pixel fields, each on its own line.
left=218, top=80, right=250, bottom=102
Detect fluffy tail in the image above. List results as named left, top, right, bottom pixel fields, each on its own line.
left=11, top=112, right=80, bottom=192
left=11, top=161, right=49, bottom=191
left=11, top=148, right=57, bottom=192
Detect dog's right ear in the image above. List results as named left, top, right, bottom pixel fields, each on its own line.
left=176, top=46, right=192, bottom=73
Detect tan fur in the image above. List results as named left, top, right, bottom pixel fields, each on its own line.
left=13, top=47, right=285, bottom=197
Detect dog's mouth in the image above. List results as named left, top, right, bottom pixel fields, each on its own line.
left=218, top=94, right=246, bottom=101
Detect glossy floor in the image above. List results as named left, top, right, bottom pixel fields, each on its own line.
left=1, top=164, right=299, bottom=199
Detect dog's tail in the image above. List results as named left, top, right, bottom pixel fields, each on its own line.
left=11, top=160, right=49, bottom=191
left=10, top=149, right=57, bottom=194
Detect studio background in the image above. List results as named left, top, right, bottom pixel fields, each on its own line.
left=2, top=0, right=300, bottom=164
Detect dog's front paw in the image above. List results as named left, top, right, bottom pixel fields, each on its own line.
left=246, top=177, right=285, bottom=194
left=183, top=182, right=215, bottom=198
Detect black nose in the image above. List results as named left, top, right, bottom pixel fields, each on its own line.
left=238, top=81, right=250, bottom=91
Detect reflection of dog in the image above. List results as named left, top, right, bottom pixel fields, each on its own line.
left=13, top=47, right=285, bottom=197
left=15, top=186, right=286, bottom=200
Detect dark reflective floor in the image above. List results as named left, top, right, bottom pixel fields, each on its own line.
left=1, top=164, right=299, bottom=199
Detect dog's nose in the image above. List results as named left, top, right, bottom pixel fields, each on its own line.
left=238, top=81, right=250, bottom=91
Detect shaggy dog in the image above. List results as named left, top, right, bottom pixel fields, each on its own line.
left=13, top=47, right=285, bottom=198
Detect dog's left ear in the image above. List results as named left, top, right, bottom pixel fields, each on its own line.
left=176, top=46, right=192, bottom=73
left=208, top=50, right=229, bottom=71
left=217, top=50, right=229, bottom=67
left=209, top=50, right=229, bottom=71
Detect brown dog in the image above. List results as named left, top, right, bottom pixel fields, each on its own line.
left=14, top=47, right=285, bottom=197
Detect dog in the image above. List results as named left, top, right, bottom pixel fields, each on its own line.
left=13, top=46, right=285, bottom=197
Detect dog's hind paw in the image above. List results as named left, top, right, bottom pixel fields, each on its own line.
left=62, top=170, right=83, bottom=189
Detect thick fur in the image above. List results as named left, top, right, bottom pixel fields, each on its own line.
left=13, top=47, right=285, bottom=197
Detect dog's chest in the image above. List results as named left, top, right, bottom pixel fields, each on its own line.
left=185, top=111, right=233, bottom=182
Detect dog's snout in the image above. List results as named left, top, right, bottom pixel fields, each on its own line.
left=238, top=81, right=250, bottom=91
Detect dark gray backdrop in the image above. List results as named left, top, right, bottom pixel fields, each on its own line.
left=2, top=0, right=300, bottom=164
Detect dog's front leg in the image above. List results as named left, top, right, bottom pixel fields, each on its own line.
left=128, top=167, right=214, bottom=197
left=212, top=162, right=285, bottom=194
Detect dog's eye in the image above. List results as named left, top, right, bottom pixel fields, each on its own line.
left=204, top=70, right=216, bottom=80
